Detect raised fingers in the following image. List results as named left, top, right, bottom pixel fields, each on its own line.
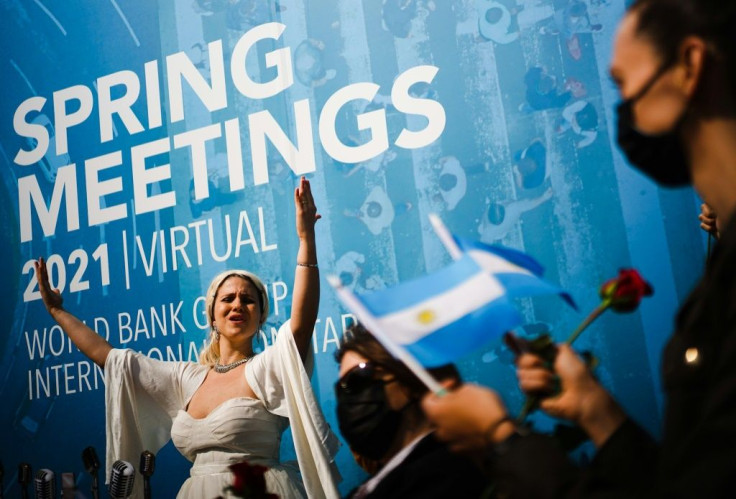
left=300, top=175, right=312, bottom=198
left=35, top=258, right=49, bottom=291
left=35, top=257, right=63, bottom=310
left=295, top=177, right=321, bottom=221
left=294, top=177, right=310, bottom=205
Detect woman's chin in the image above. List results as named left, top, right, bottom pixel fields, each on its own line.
left=222, top=328, right=257, bottom=342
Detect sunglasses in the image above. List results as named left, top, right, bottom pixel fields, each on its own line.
left=336, top=362, right=395, bottom=395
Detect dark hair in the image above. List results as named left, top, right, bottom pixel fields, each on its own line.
left=339, top=271, right=355, bottom=286
left=537, top=74, right=556, bottom=95
left=517, top=155, right=538, bottom=176
left=487, top=202, right=506, bottom=225
left=575, top=102, right=598, bottom=131
left=439, top=173, right=458, bottom=191
left=630, top=0, right=736, bottom=91
left=569, top=2, right=587, bottom=18
left=335, top=324, right=460, bottom=399
left=485, top=7, right=503, bottom=25
left=366, top=201, right=383, bottom=218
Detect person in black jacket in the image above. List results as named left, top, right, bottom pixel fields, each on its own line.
left=335, top=324, right=488, bottom=499
left=421, top=0, right=736, bottom=497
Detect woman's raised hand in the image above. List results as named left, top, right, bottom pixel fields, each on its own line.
left=33, top=257, right=112, bottom=366
left=295, top=176, right=321, bottom=240
left=34, top=257, right=64, bottom=315
left=291, top=176, right=321, bottom=360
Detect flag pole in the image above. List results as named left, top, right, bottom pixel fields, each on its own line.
left=428, top=213, right=462, bottom=260
left=328, top=276, right=447, bottom=396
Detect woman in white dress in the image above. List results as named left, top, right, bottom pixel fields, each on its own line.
left=34, top=177, right=340, bottom=499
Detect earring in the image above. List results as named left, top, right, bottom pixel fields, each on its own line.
left=213, top=325, right=220, bottom=342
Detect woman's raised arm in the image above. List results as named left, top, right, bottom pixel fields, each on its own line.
left=289, top=177, right=321, bottom=361
left=34, top=257, right=112, bottom=367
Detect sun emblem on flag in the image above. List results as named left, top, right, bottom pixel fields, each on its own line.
left=417, top=309, right=436, bottom=325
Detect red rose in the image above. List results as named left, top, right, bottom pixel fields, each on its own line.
left=226, top=460, right=277, bottom=498
left=599, top=269, right=653, bottom=312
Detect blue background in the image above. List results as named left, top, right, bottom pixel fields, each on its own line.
left=0, top=0, right=707, bottom=496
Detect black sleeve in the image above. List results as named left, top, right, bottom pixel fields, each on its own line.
left=489, top=419, right=658, bottom=499
left=577, top=419, right=658, bottom=496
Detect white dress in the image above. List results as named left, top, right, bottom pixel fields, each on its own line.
left=104, top=321, right=341, bottom=499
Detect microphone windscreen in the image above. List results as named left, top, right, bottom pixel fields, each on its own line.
left=82, top=446, right=100, bottom=474
left=139, top=451, right=155, bottom=477
left=18, top=463, right=32, bottom=485
left=108, top=460, right=135, bottom=499
left=33, top=469, right=55, bottom=499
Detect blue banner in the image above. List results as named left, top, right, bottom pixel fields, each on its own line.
left=0, top=0, right=707, bottom=496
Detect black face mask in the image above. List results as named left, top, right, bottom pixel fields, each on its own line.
left=616, top=65, right=692, bottom=187
left=335, top=362, right=403, bottom=461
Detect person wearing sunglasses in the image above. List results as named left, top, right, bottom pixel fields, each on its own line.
left=334, top=324, right=488, bottom=499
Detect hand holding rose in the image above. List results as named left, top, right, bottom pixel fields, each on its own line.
left=516, top=344, right=626, bottom=447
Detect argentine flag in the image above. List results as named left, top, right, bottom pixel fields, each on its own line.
left=454, top=236, right=576, bottom=310
left=352, top=254, right=522, bottom=367
left=331, top=216, right=575, bottom=373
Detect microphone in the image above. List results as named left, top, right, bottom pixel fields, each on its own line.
left=33, top=469, right=55, bottom=499
left=108, top=460, right=135, bottom=499
left=18, top=463, right=32, bottom=499
left=139, top=451, right=155, bottom=499
left=82, top=446, right=100, bottom=499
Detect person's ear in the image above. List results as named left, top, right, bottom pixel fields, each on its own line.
left=678, top=36, right=708, bottom=98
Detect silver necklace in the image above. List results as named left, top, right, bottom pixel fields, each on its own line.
left=214, top=355, right=253, bottom=373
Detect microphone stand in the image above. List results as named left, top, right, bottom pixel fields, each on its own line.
left=91, top=472, right=99, bottom=499
left=139, top=451, right=155, bottom=499
left=18, top=463, right=31, bottom=499
left=82, top=447, right=100, bottom=499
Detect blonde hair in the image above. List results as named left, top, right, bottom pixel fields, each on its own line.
left=199, top=270, right=269, bottom=366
